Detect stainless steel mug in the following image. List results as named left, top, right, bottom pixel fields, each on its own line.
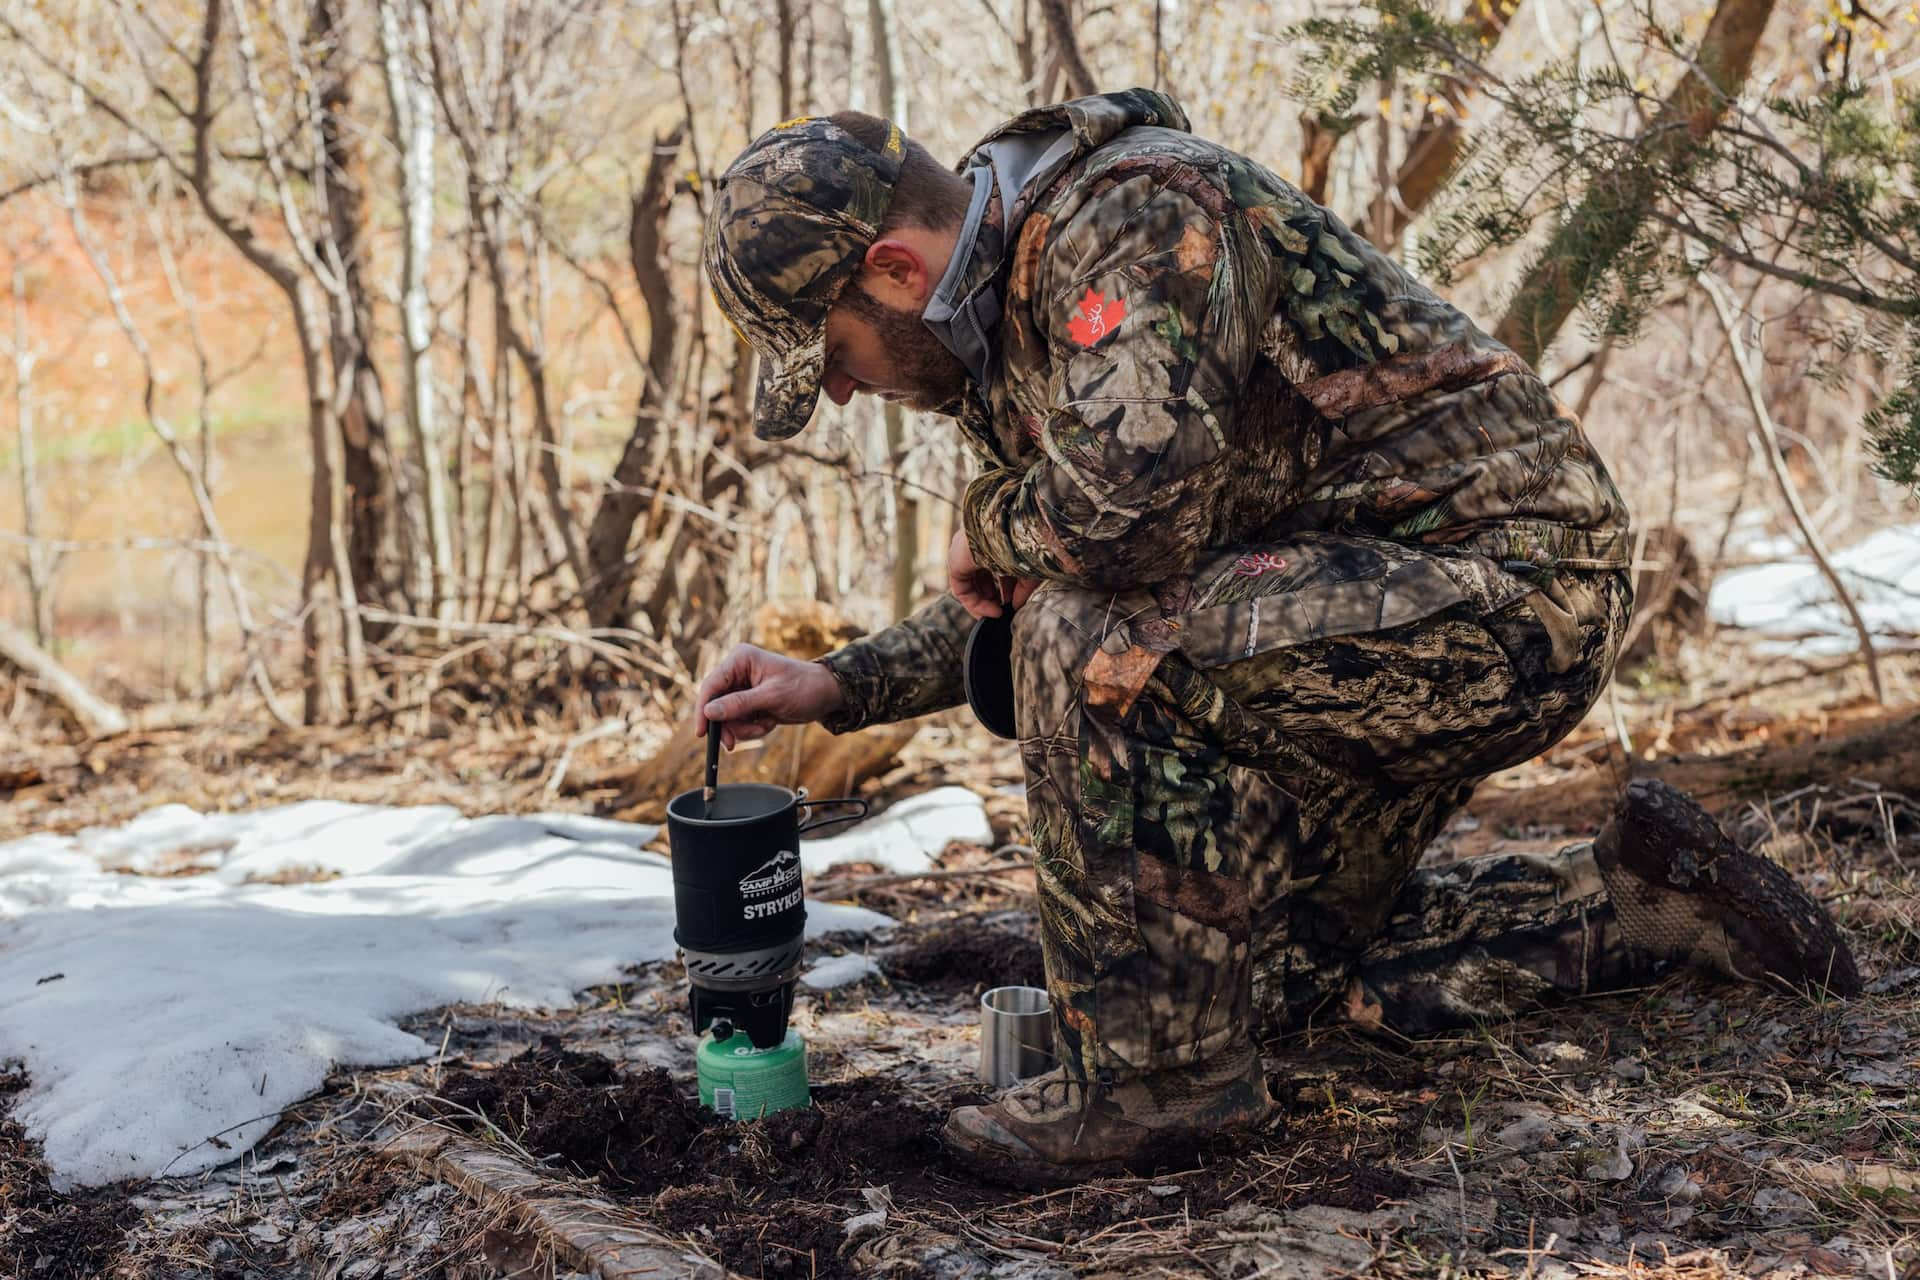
left=979, top=985, right=1055, bottom=1086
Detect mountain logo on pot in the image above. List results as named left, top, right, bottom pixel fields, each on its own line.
left=739, top=850, right=801, bottom=897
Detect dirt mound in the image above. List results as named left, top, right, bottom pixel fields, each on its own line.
left=429, top=1045, right=953, bottom=1279
left=653, top=1080, right=951, bottom=1278
left=0, top=1076, right=138, bottom=1280
left=432, top=1038, right=718, bottom=1196
left=426, top=1044, right=1414, bottom=1279
left=886, top=923, right=1045, bottom=993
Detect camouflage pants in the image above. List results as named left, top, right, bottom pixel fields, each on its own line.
left=1011, top=533, right=1633, bottom=1082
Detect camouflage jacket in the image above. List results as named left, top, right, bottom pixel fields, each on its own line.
left=821, top=90, right=1630, bottom=733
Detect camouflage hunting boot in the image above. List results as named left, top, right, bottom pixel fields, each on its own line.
left=1594, top=779, right=1862, bottom=997
left=941, top=1042, right=1275, bottom=1188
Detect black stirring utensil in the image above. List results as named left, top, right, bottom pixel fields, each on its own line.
left=703, top=719, right=722, bottom=811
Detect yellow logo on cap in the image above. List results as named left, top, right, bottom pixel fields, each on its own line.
left=773, top=115, right=816, bottom=131
left=709, top=286, right=749, bottom=345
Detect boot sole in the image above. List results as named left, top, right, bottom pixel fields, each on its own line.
left=1596, top=779, right=1861, bottom=997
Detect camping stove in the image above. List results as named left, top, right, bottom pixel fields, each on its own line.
left=665, top=773, right=865, bottom=1118
left=665, top=781, right=812, bottom=1049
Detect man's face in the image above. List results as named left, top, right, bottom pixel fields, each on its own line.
left=816, top=231, right=968, bottom=415
left=820, top=282, right=970, bottom=414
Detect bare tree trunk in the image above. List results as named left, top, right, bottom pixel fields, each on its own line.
left=456, top=184, right=584, bottom=599
left=295, top=286, right=356, bottom=723
left=1701, top=273, right=1886, bottom=704
left=8, top=251, right=53, bottom=648
left=1354, top=0, right=1517, bottom=249
left=866, top=0, right=920, bottom=619
left=314, top=0, right=401, bottom=629
left=1298, top=112, right=1345, bottom=206
left=585, top=126, right=685, bottom=629
left=148, top=204, right=221, bottom=701
left=1494, top=0, right=1779, bottom=366
left=775, top=0, right=798, bottom=120
left=1013, top=0, right=1040, bottom=104
left=1151, top=0, right=1164, bottom=91
left=379, top=0, right=454, bottom=630
left=1038, top=0, right=1095, bottom=97
left=1369, top=75, right=1394, bottom=251
left=801, top=0, right=816, bottom=112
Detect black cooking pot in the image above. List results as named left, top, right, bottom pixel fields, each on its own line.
left=666, top=782, right=867, bottom=1048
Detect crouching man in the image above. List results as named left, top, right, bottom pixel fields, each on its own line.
left=693, top=92, right=1859, bottom=1187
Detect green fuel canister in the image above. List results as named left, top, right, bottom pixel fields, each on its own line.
left=696, top=1027, right=809, bottom=1120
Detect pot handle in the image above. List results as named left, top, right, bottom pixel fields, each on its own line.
left=798, top=796, right=869, bottom=835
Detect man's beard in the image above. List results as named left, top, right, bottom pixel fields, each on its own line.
left=838, top=282, right=971, bottom=414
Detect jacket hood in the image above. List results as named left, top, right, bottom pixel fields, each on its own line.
left=958, top=89, right=1190, bottom=216
left=962, top=88, right=1190, bottom=166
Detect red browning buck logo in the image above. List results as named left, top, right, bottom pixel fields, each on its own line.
left=1067, top=286, right=1127, bottom=347
left=1233, top=552, right=1289, bottom=577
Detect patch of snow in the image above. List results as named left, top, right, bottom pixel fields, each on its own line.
left=800, top=953, right=882, bottom=990
left=1709, top=523, right=1920, bottom=656
left=800, top=786, right=993, bottom=875
left=0, top=802, right=891, bottom=1188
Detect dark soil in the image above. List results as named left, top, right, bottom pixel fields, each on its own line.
left=432, top=1036, right=718, bottom=1196
left=0, top=1077, right=139, bottom=1280
left=425, top=1042, right=1414, bottom=1280
left=885, top=922, right=1045, bottom=994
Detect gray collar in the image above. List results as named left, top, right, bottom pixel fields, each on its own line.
left=920, top=166, right=1001, bottom=387
left=921, top=130, right=1077, bottom=389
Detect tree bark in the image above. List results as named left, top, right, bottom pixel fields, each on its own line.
left=775, top=0, right=798, bottom=120
left=1038, top=0, right=1095, bottom=98
left=378, top=0, right=454, bottom=629
left=9, top=251, right=53, bottom=647
left=1493, top=0, right=1780, bottom=367
left=584, top=124, right=685, bottom=629
left=314, top=0, right=402, bottom=627
left=868, top=0, right=920, bottom=618
left=1298, top=112, right=1345, bottom=205
left=1353, top=0, right=1517, bottom=249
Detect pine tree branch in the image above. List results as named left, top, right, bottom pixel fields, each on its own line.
left=1492, top=0, right=1779, bottom=365
left=1645, top=209, right=1920, bottom=316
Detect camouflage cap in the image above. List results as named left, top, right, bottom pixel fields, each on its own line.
left=704, top=115, right=904, bottom=440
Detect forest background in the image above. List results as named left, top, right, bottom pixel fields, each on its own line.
left=0, top=0, right=1915, bottom=739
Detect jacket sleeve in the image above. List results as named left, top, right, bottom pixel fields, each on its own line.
left=961, top=178, right=1265, bottom=589
left=816, top=592, right=972, bottom=733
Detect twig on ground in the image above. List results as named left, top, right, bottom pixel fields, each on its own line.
left=811, top=858, right=1032, bottom=897
left=544, top=717, right=627, bottom=797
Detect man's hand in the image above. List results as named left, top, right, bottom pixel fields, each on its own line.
left=695, top=645, right=847, bottom=749
left=948, top=528, right=1038, bottom=619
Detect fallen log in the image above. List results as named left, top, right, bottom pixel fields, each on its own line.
left=0, top=621, right=128, bottom=738
left=585, top=600, right=919, bottom=822
left=608, top=718, right=918, bottom=823
left=1466, top=708, right=1920, bottom=836
left=379, top=1127, right=739, bottom=1280
left=1768, top=1157, right=1920, bottom=1197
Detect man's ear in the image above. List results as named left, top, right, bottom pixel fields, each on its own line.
left=860, top=238, right=930, bottom=308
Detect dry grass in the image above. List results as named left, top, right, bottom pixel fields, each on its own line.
left=1, top=661, right=1916, bottom=1278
